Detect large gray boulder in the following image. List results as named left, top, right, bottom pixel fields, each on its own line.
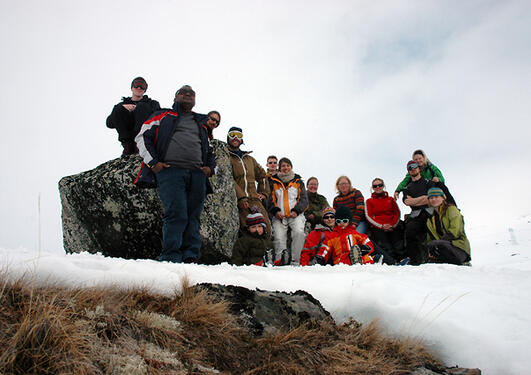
left=59, top=140, right=239, bottom=264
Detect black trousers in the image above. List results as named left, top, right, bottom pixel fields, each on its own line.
left=427, top=240, right=469, bottom=265
left=404, top=210, right=431, bottom=265
left=369, top=222, right=405, bottom=261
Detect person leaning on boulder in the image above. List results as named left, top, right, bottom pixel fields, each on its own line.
left=134, top=85, right=215, bottom=263
left=106, top=77, right=160, bottom=156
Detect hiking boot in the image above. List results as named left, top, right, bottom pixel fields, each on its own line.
left=397, top=257, right=410, bottom=266
left=263, top=248, right=274, bottom=266
left=280, top=249, right=291, bottom=266
left=374, top=254, right=384, bottom=265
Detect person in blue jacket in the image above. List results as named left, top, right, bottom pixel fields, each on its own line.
left=134, top=85, right=216, bottom=263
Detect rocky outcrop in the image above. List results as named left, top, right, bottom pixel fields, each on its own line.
left=195, top=283, right=332, bottom=336
left=59, top=140, right=239, bottom=264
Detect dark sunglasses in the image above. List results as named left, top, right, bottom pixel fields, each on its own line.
left=177, top=88, right=195, bottom=96
left=372, top=183, right=384, bottom=188
left=408, top=163, right=419, bottom=170
left=208, top=116, right=220, bottom=124
left=267, top=161, right=277, bottom=165
left=323, top=215, right=335, bottom=220
left=336, top=218, right=350, bottom=224
left=133, top=84, right=147, bottom=90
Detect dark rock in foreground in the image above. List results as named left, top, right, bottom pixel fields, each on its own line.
left=59, top=140, right=239, bottom=264
left=195, top=283, right=333, bottom=336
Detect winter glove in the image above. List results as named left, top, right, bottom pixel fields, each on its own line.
left=314, top=254, right=326, bottom=265
left=359, top=244, right=372, bottom=255
left=441, top=233, right=455, bottom=241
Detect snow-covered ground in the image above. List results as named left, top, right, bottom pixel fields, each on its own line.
left=2, top=216, right=530, bottom=374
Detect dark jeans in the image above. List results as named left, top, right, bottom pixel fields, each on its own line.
left=404, top=210, right=431, bottom=265
left=427, top=240, right=469, bottom=265
left=157, top=167, right=206, bottom=263
left=369, top=223, right=405, bottom=261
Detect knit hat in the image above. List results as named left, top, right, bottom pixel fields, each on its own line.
left=131, top=77, right=147, bottom=90
left=407, top=160, right=419, bottom=171
left=321, top=207, right=335, bottom=217
left=334, top=205, right=352, bottom=221
left=427, top=187, right=445, bottom=198
left=246, top=212, right=266, bottom=228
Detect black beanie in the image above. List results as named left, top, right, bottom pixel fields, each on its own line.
left=335, top=205, right=353, bottom=221
left=131, top=77, right=148, bottom=90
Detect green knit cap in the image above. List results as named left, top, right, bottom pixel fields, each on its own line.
left=427, top=187, right=445, bottom=198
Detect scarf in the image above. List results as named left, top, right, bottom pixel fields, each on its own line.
left=277, top=171, right=295, bottom=184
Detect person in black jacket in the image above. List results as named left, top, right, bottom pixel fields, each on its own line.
left=106, top=77, right=160, bottom=156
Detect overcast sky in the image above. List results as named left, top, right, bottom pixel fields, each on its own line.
left=1, top=0, right=530, bottom=253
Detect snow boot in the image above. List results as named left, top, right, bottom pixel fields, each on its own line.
left=280, top=249, right=291, bottom=266
left=262, top=248, right=274, bottom=266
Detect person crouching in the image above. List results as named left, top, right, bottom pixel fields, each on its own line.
left=316, top=205, right=375, bottom=265
left=231, top=211, right=274, bottom=266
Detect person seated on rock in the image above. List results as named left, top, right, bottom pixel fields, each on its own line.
left=227, top=126, right=271, bottom=237
left=426, top=187, right=471, bottom=265
left=106, top=77, right=161, bottom=156
left=304, top=177, right=331, bottom=232
left=315, top=205, right=375, bottom=265
left=231, top=211, right=274, bottom=266
left=267, top=157, right=308, bottom=265
left=300, top=207, right=338, bottom=266
left=365, top=178, right=405, bottom=262
left=205, top=110, right=220, bottom=140
left=333, top=175, right=368, bottom=234
left=394, top=149, right=456, bottom=205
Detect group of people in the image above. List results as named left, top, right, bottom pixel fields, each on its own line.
left=107, top=77, right=471, bottom=267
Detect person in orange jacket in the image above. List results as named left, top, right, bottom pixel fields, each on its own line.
left=300, top=207, right=338, bottom=266
left=316, top=205, right=375, bottom=265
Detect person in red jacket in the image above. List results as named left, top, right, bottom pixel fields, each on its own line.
left=365, top=178, right=405, bottom=261
left=315, top=205, right=375, bottom=265
left=300, top=207, right=338, bottom=266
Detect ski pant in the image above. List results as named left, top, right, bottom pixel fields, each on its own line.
left=427, top=240, right=469, bottom=265
left=368, top=223, right=405, bottom=261
left=404, top=210, right=431, bottom=265
left=272, top=215, right=306, bottom=265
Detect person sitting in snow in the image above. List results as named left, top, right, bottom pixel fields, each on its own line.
left=106, top=77, right=160, bottom=156
left=426, top=187, right=471, bottom=265
left=231, top=211, right=274, bottom=266
left=315, top=205, right=375, bottom=265
left=300, top=207, right=338, bottom=266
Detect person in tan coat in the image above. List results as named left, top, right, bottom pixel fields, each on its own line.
left=227, top=127, right=271, bottom=237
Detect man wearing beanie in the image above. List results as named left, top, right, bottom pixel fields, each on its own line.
left=106, top=77, right=160, bottom=156
left=402, top=160, right=435, bottom=265
left=134, top=85, right=216, bottom=263
left=226, top=126, right=271, bottom=237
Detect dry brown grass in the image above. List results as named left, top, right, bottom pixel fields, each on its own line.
left=0, top=272, right=444, bottom=375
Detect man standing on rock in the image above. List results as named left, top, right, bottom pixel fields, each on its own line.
left=106, top=77, right=160, bottom=156
left=134, top=85, right=216, bottom=263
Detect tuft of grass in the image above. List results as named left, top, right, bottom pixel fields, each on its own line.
left=0, top=271, right=445, bottom=375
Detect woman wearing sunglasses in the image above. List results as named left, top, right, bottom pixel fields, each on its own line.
left=300, top=207, right=338, bottom=266
left=365, top=178, right=404, bottom=262
left=314, top=205, right=375, bottom=265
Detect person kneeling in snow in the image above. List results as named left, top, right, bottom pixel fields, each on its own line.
left=300, top=207, right=338, bottom=266
left=231, top=211, right=290, bottom=266
left=426, top=188, right=471, bottom=265
left=315, top=205, right=375, bottom=265
left=231, top=211, right=273, bottom=266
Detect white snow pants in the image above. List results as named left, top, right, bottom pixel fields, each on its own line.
left=272, top=215, right=306, bottom=265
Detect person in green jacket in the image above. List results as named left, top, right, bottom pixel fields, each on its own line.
left=394, top=149, right=445, bottom=199
left=426, top=187, right=471, bottom=265
left=304, top=177, right=330, bottom=231
left=231, top=212, right=274, bottom=266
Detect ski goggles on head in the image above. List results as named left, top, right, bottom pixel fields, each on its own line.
left=336, top=218, right=350, bottom=224
left=228, top=131, right=243, bottom=139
